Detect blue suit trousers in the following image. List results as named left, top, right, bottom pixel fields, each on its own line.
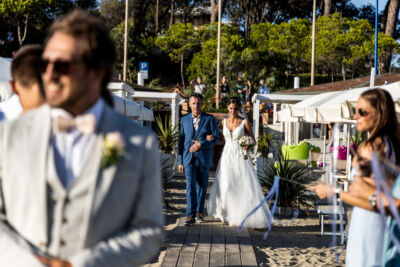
left=184, top=159, right=209, bottom=218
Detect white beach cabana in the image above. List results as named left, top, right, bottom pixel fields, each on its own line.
left=107, top=82, right=154, bottom=122
left=252, top=93, right=313, bottom=144
left=132, top=91, right=181, bottom=130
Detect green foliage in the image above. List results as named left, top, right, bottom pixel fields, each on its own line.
left=155, top=23, right=198, bottom=63
left=351, top=131, right=368, bottom=146
left=155, top=115, right=179, bottom=154
left=259, top=155, right=311, bottom=208
left=257, top=132, right=281, bottom=159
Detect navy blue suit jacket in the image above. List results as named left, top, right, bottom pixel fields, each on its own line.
left=178, top=112, right=219, bottom=169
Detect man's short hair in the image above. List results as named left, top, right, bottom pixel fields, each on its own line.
left=46, top=10, right=116, bottom=105
left=11, top=44, right=43, bottom=88
left=189, top=93, right=203, bottom=102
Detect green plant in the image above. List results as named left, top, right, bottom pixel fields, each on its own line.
left=257, top=132, right=281, bottom=160
left=259, top=154, right=312, bottom=208
left=155, top=115, right=179, bottom=154
left=351, top=131, right=367, bottom=146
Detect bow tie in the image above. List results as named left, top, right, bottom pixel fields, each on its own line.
left=53, top=114, right=96, bottom=134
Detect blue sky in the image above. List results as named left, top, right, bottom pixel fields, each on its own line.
left=351, top=0, right=387, bottom=11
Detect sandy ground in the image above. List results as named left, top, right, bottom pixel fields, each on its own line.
left=145, top=174, right=346, bottom=266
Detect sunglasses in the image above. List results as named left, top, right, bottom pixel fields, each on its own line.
left=355, top=108, right=369, bottom=117
left=41, top=59, right=83, bottom=75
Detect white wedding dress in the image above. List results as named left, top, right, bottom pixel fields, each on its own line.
left=207, top=119, right=271, bottom=228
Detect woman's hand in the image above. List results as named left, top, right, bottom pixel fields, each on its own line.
left=206, top=135, right=214, bottom=141
left=243, top=146, right=249, bottom=151
left=310, top=183, right=335, bottom=199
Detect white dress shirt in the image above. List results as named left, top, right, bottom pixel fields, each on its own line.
left=51, top=98, right=104, bottom=187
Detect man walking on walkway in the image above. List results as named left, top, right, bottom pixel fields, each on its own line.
left=178, top=93, right=219, bottom=225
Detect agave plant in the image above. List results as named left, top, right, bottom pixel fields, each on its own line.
left=155, top=115, right=179, bottom=154
left=259, top=154, right=312, bottom=208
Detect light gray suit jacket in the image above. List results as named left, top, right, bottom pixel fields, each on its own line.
left=0, top=103, right=164, bottom=267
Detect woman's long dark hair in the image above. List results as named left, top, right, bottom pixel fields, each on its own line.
left=361, top=88, right=400, bottom=164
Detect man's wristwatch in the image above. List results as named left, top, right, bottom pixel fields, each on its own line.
left=368, top=191, right=378, bottom=209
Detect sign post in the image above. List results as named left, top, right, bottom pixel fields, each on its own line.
left=139, top=62, right=148, bottom=80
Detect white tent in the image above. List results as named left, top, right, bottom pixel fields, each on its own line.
left=276, top=82, right=400, bottom=123
left=315, top=82, right=400, bottom=123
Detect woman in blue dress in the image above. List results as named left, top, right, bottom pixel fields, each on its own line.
left=312, top=88, right=400, bottom=267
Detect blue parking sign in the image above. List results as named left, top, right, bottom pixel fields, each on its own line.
left=139, top=62, right=149, bottom=71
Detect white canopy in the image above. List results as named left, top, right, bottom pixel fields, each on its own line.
left=316, top=82, right=400, bottom=123
left=277, top=82, right=400, bottom=123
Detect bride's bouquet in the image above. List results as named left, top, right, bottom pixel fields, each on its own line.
left=239, top=136, right=255, bottom=160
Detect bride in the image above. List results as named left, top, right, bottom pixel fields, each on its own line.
left=207, top=97, right=271, bottom=228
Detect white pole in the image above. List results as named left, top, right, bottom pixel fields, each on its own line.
left=323, top=124, right=327, bottom=167
left=311, top=0, right=316, bottom=86
left=253, top=98, right=260, bottom=141
left=370, top=67, right=375, bottom=87
left=216, top=0, right=222, bottom=109
left=346, top=123, right=351, bottom=176
left=123, top=0, right=128, bottom=82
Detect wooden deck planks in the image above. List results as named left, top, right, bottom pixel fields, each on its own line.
left=161, top=218, right=258, bottom=267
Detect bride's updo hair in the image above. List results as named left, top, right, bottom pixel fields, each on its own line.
left=228, top=97, right=241, bottom=108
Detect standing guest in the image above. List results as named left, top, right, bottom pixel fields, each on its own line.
left=234, top=78, right=245, bottom=105
left=8, top=44, right=45, bottom=113
left=258, top=79, right=270, bottom=95
left=244, top=79, right=254, bottom=105
left=312, top=89, right=400, bottom=267
left=0, top=11, right=163, bottom=267
left=178, top=93, right=219, bottom=225
left=220, top=75, right=230, bottom=105
left=190, top=76, right=206, bottom=96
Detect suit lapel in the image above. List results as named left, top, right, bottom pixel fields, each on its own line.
left=187, top=113, right=194, bottom=138
left=79, top=105, right=120, bottom=248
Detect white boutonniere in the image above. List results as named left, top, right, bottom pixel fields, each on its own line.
left=101, top=132, right=125, bottom=168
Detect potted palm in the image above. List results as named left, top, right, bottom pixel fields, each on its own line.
left=155, top=115, right=179, bottom=171
left=258, top=153, right=312, bottom=216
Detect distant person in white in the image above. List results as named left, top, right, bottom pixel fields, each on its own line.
left=5, top=44, right=45, bottom=118
left=190, top=76, right=206, bottom=95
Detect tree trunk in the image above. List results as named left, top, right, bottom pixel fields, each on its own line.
left=383, top=0, right=400, bottom=72
left=324, top=0, right=331, bottom=16
left=341, top=63, right=346, bottom=81
left=17, top=18, right=28, bottom=47
left=385, top=0, right=400, bottom=37
left=155, top=0, right=159, bottom=33
left=211, top=0, right=217, bottom=23
left=244, top=7, right=250, bottom=38
left=169, top=0, right=174, bottom=29
left=180, top=54, right=185, bottom=89
left=211, top=0, right=225, bottom=23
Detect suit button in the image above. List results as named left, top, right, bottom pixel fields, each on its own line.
left=60, top=240, right=66, bottom=246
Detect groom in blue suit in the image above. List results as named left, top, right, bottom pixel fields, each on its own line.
left=178, top=93, right=219, bottom=225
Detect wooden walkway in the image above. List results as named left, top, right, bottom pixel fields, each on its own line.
left=161, top=217, right=258, bottom=267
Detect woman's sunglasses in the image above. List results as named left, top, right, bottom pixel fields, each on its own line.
left=41, top=59, right=83, bottom=75
left=355, top=108, right=369, bottom=117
